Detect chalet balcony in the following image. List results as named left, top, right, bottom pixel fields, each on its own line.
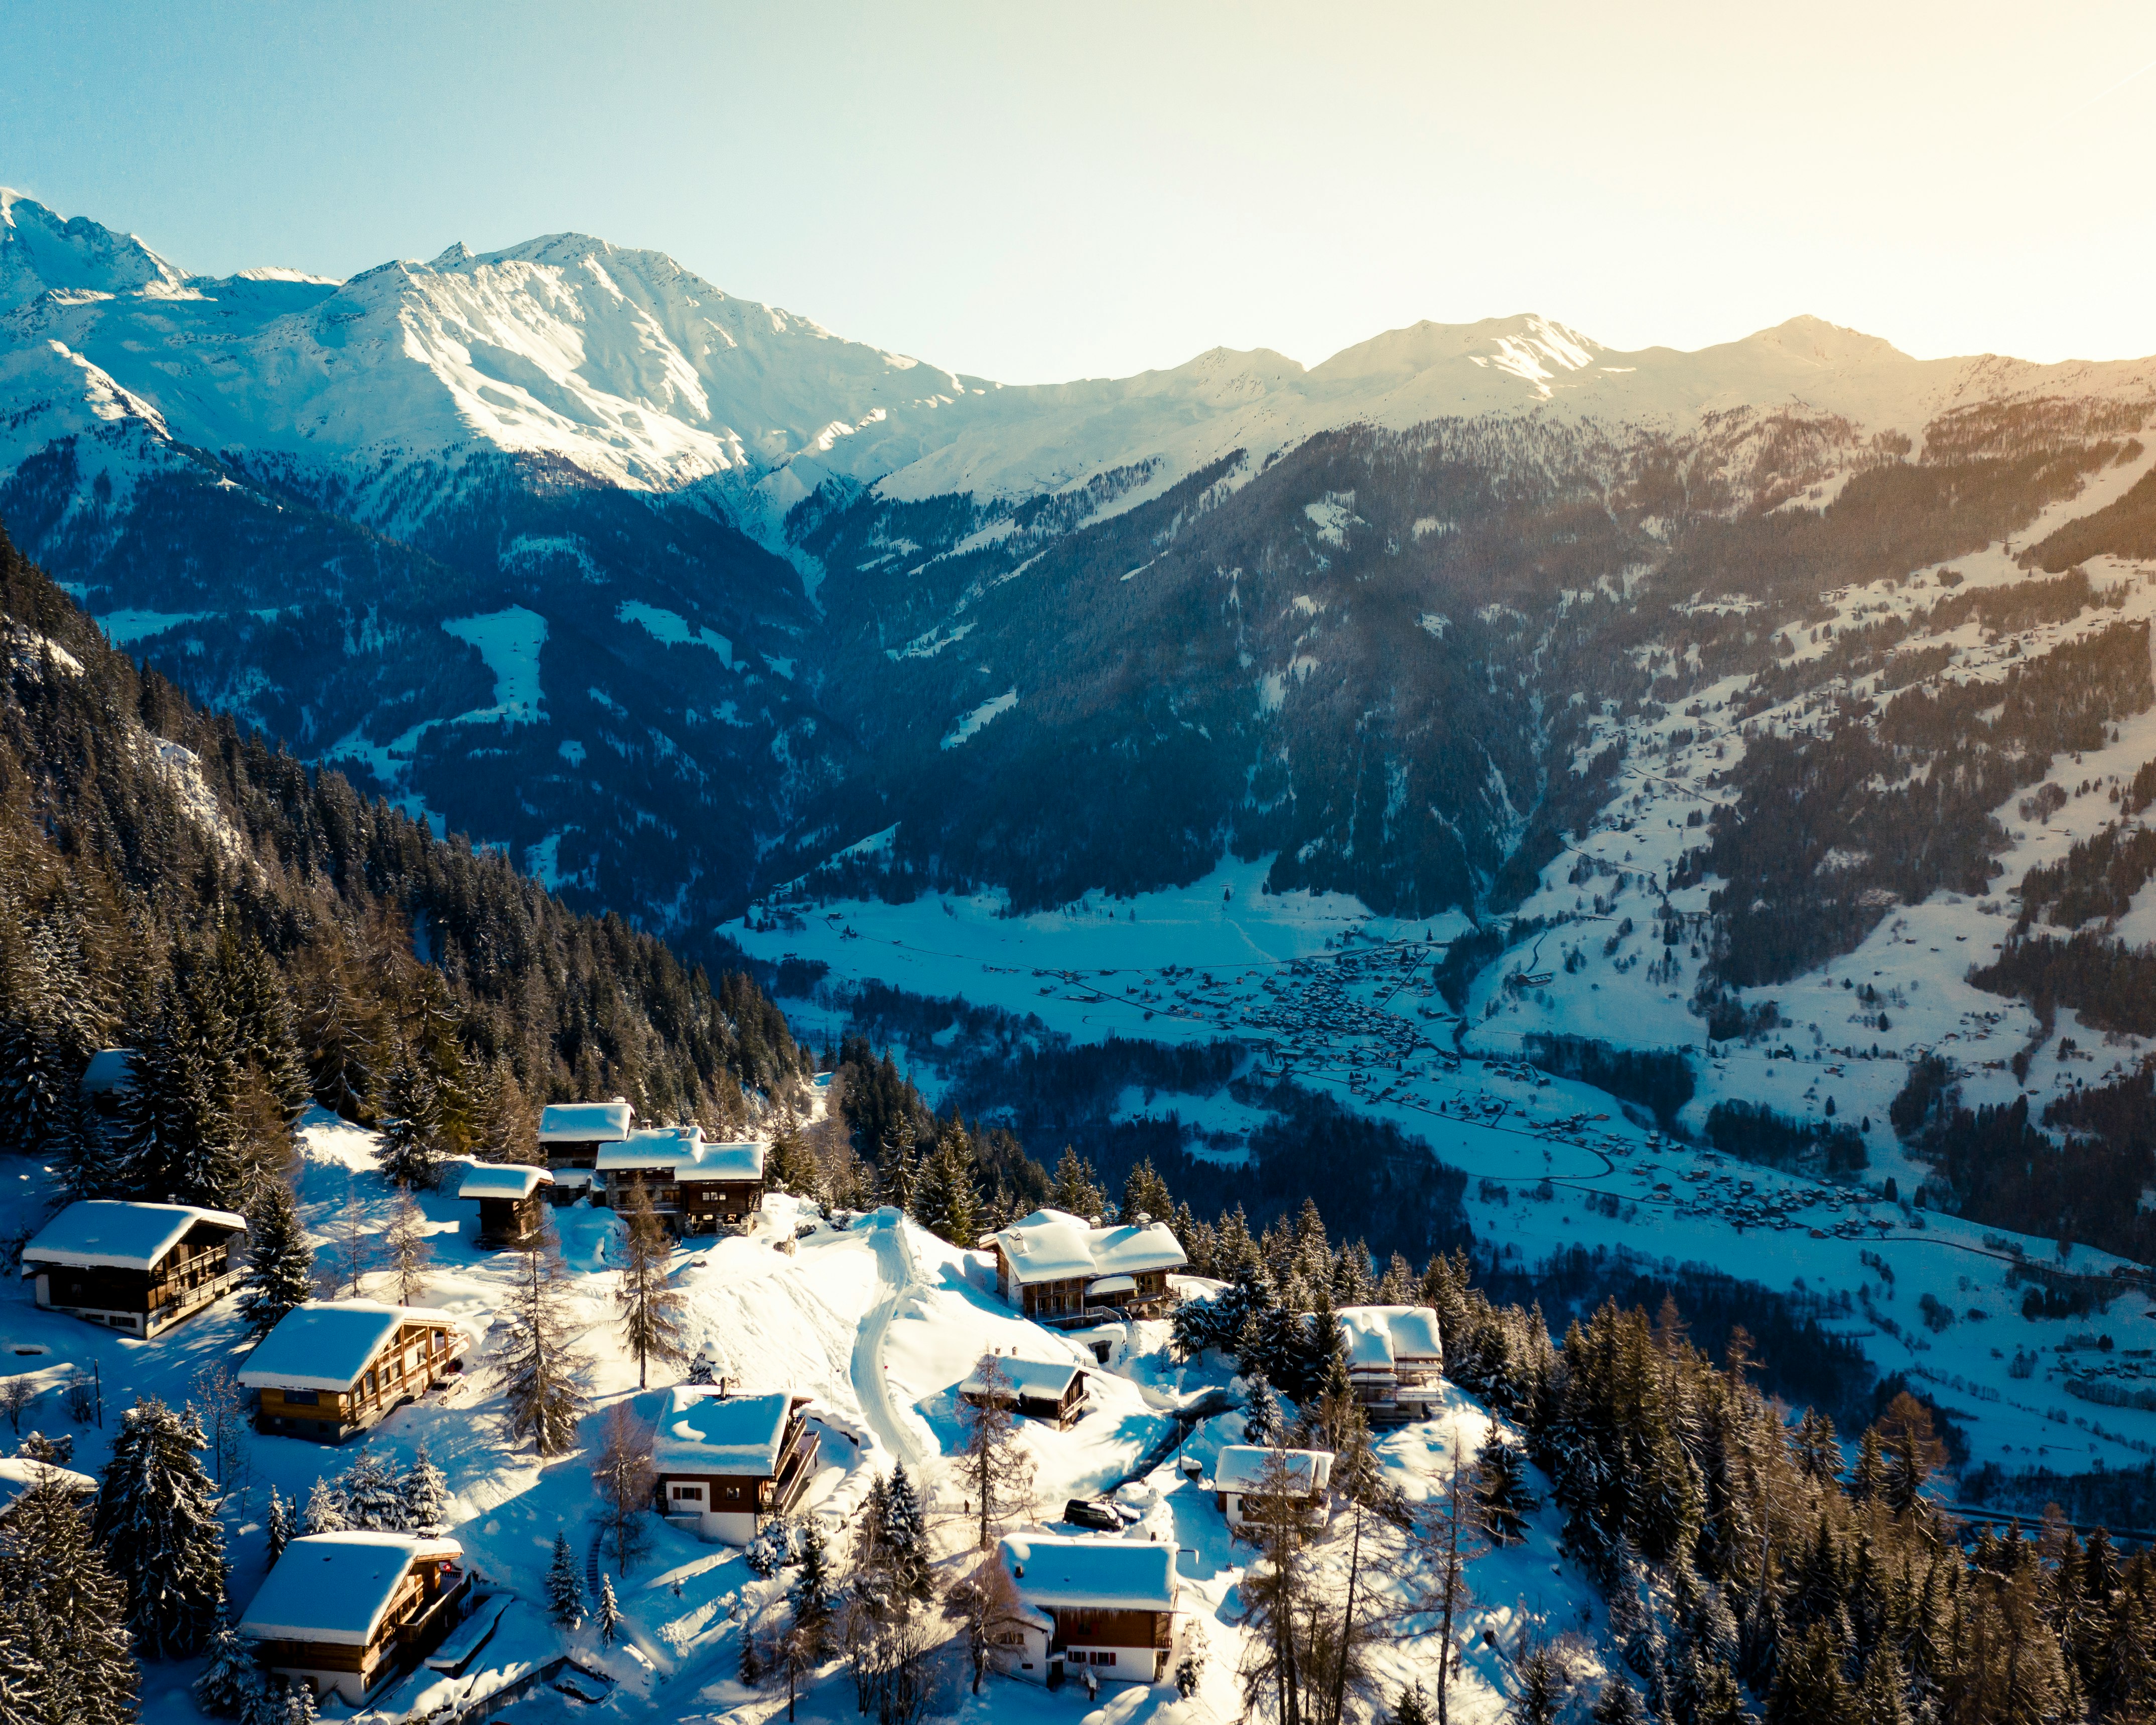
left=391, top=1567, right=473, bottom=1651
left=770, top=1430, right=822, bottom=1509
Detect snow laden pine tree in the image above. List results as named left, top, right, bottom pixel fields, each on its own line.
left=305, top=967, right=375, bottom=1123
left=880, top=1462, right=935, bottom=1608
left=92, top=1396, right=230, bottom=1658
left=613, top=1178, right=687, bottom=1389
left=595, top=1573, right=622, bottom=1647
left=499, top=1222, right=589, bottom=1455
left=1048, top=1145, right=1107, bottom=1219
left=302, top=1476, right=346, bottom=1536
left=263, top=1486, right=293, bottom=1563
left=1474, top=1434, right=1539, bottom=1547
left=878, top=1118, right=919, bottom=1214
left=333, top=1451, right=403, bottom=1529
left=0, top=1468, right=140, bottom=1725
left=238, top=1178, right=314, bottom=1340
left=546, top=1532, right=585, bottom=1629
left=912, top=1123, right=980, bottom=1245
left=382, top=1181, right=433, bottom=1306
left=399, top=1442, right=452, bottom=1532
left=375, top=1043, right=444, bottom=1190
left=194, top=1599, right=260, bottom=1719
left=956, top=1355, right=1035, bottom=1549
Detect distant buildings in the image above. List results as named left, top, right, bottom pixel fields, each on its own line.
left=958, top=1356, right=1088, bottom=1428
left=22, top=1201, right=248, bottom=1337
left=988, top=1208, right=1185, bottom=1328
left=239, top=1531, right=472, bottom=1705
left=650, top=1387, right=819, bottom=1543
left=1212, top=1443, right=1333, bottom=1534
left=1336, top=1305, right=1445, bottom=1424
left=455, top=1163, right=553, bottom=1248
left=240, top=1301, right=466, bottom=1443
left=996, top=1533, right=1180, bottom=1684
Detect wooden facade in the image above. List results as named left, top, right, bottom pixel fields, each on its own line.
left=244, top=1306, right=465, bottom=1444
left=241, top=1535, right=470, bottom=1705
left=474, top=1190, right=546, bottom=1247
left=24, top=1203, right=247, bottom=1338
left=651, top=1390, right=819, bottom=1544
left=958, top=1359, right=1088, bottom=1428
left=995, top=1535, right=1179, bottom=1686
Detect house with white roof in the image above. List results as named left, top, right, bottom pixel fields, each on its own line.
left=455, top=1162, right=552, bottom=1248
left=536, top=1098, right=635, bottom=1200
left=0, top=1455, right=96, bottom=1521
left=1212, top=1443, right=1334, bottom=1533
left=22, top=1200, right=248, bottom=1337
left=958, top=1355, right=1089, bottom=1428
left=996, top=1533, right=1180, bottom=1684
left=988, top=1208, right=1185, bottom=1327
left=239, top=1531, right=472, bottom=1704
left=240, top=1301, right=466, bottom=1443
left=650, top=1387, right=819, bottom=1543
left=1336, top=1305, right=1444, bottom=1424
left=595, top=1125, right=766, bottom=1231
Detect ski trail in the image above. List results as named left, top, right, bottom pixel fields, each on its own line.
left=850, top=1212, right=926, bottom=1474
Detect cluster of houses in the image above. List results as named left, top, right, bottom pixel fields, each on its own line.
left=13, top=1105, right=1447, bottom=1702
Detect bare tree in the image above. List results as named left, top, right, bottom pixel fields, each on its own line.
left=613, top=1178, right=687, bottom=1389
left=592, top=1400, right=656, bottom=1574
left=382, top=1182, right=433, bottom=1306
left=956, top=1355, right=1035, bottom=1549
left=499, top=1221, right=590, bottom=1455
left=946, top=1554, right=1032, bottom=1695
left=1237, top=1444, right=1318, bottom=1725
left=0, top=1376, right=34, bottom=1435
left=189, top=1361, right=251, bottom=1490
left=1413, top=1457, right=1489, bottom=1725
left=316, top=1181, right=372, bottom=1299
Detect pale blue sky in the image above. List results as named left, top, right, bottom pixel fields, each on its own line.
left=5, top=1, right=2153, bottom=380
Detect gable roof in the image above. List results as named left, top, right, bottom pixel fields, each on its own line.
left=238, top=1300, right=459, bottom=1392
left=24, top=1201, right=246, bottom=1272
left=455, top=1163, right=552, bottom=1201
left=651, top=1388, right=800, bottom=1476
left=960, top=1357, right=1084, bottom=1400
left=998, top=1534, right=1178, bottom=1613
left=238, top=1532, right=462, bottom=1645
left=1337, top=1305, right=1444, bottom=1370
left=684, top=1138, right=765, bottom=1181
left=1215, top=1444, right=1334, bottom=1495
left=537, top=1100, right=634, bottom=1142
left=993, top=1208, right=1186, bottom=1285
left=78, top=1047, right=137, bottom=1094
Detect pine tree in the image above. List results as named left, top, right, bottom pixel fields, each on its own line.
left=786, top=1520, right=839, bottom=1656
left=399, top=1443, right=452, bottom=1532
left=596, top=1573, right=622, bottom=1647
left=376, top=1043, right=444, bottom=1190
left=1243, top=1372, right=1282, bottom=1446
left=382, top=1181, right=433, bottom=1306
left=879, top=1118, right=919, bottom=1214
left=1048, top=1146, right=1105, bottom=1219
left=912, top=1129, right=980, bottom=1245
left=1849, top=1425, right=1887, bottom=1505
left=217, top=931, right=311, bottom=1124
left=0, top=1468, right=140, bottom=1725
left=1394, top=1683, right=1436, bottom=1725
left=1767, top=1622, right=1852, bottom=1725
left=1121, top=1158, right=1174, bottom=1226
left=1589, top=1676, right=1648, bottom=1725
left=614, top=1179, right=687, bottom=1389
left=263, top=1487, right=293, bottom=1563
left=1475, top=1435, right=1540, bottom=1546
left=500, top=1224, right=590, bottom=1455
left=546, top=1532, right=585, bottom=1629
left=194, top=1600, right=256, bottom=1718
left=881, top=1463, right=934, bottom=1607
left=302, top=1476, right=346, bottom=1536
left=305, top=968, right=375, bottom=1123
left=238, top=1178, right=314, bottom=1340
left=92, top=1396, right=230, bottom=1658
left=335, top=1451, right=403, bottom=1530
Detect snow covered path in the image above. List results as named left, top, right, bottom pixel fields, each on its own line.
left=851, top=1210, right=929, bottom=1473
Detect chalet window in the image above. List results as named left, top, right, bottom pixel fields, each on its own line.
left=364, top=1370, right=377, bottom=1395
left=670, top=1484, right=704, bottom=1502
left=285, top=1389, right=319, bottom=1406
left=725, top=1485, right=742, bottom=1500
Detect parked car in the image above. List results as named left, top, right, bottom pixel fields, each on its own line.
left=1062, top=1498, right=1124, bottom=1531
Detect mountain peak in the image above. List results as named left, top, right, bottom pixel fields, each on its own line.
left=0, top=188, right=189, bottom=313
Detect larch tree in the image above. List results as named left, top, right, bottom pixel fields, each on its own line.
left=1236, top=1443, right=1319, bottom=1725
left=613, top=1179, right=687, bottom=1389
left=1413, top=1458, right=1488, bottom=1725
left=956, top=1355, right=1035, bottom=1550
left=315, top=1181, right=371, bottom=1300
left=592, top=1401, right=656, bottom=1575
left=499, top=1223, right=590, bottom=1455
left=92, top=1397, right=230, bottom=1659
left=382, top=1182, right=433, bottom=1306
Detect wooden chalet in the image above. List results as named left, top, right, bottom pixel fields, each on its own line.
left=535, top=1098, right=634, bottom=1203
left=958, top=1355, right=1088, bottom=1428
left=1212, top=1443, right=1334, bottom=1534
left=239, top=1531, right=472, bottom=1705
left=651, top=1386, right=819, bottom=1544
left=455, top=1162, right=553, bottom=1248
left=989, top=1208, right=1185, bottom=1327
left=240, top=1301, right=466, bottom=1443
left=1336, top=1305, right=1444, bottom=1425
left=995, top=1534, right=1180, bottom=1685
left=22, top=1201, right=248, bottom=1338
left=595, top=1126, right=766, bottom=1233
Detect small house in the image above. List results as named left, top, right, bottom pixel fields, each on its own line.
left=1213, top=1444, right=1334, bottom=1534
left=78, top=1047, right=137, bottom=1125
left=989, top=1208, right=1185, bottom=1327
left=651, top=1386, right=819, bottom=1543
left=22, top=1201, right=248, bottom=1337
left=455, top=1163, right=553, bottom=1248
left=958, top=1356, right=1088, bottom=1428
left=595, top=1127, right=765, bottom=1232
left=240, top=1301, right=466, bottom=1443
left=239, top=1531, right=471, bottom=1705
left=1336, top=1305, right=1444, bottom=1424
left=536, top=1098, right=635, bottom=1203
left=995, top=1534, right=1179, bottom=1684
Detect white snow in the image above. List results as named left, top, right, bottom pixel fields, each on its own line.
left=615, top=600, right=735, bottom=670
left=537, top=1100, right=634, bottom=1142
left=1213, top=1444, right=1333, bottom=1494
left=237, top=1532, right=463, bottom=1645
left=442, top=606, right=547, bottom=725
left=453, top=1163, right=551, bottom=1201
left=23, top=1201, right=244, bottom=1271
left=939, top=688, right=1017, bottom=749
left=236, top=1300, right=463, bottom=1393
left=650, top=1388, right=797, bottom=1476
left=997, top=1533, right=1177, bottom=1613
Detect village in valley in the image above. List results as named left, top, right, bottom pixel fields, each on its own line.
left=1, top=1057, right=1584, bottom=1725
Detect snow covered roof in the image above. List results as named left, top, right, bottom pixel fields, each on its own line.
left=24, top=1201, right=245, bottom=1271
left=998, top=1534, right=1178, bottom=1614
left=960, top=1357, right=1083, bottom=1400
left=597, top=1124, right=705, bottom=1171
left=1214, top=1445, right=1334, bottom=1495
left=1337, top=1305, right=1444, bottom=1370
left=992, top=1208, right=1185, bottom=1285
left=456, top=1163, right=551, bottom=1200
left=238, top=1300, right=459, bottom=1392
left=683, top=1138, right=765, bottom=1181
left=239, top=1532, right=462, bottom=1646
left=0, top=1456, right=96, bottom=1512
left=537, top=1100, right=633, bottom=1142
left=650, top=1388, right=800, bottom=1476
left=78, top=1047, right=137, bottom=1094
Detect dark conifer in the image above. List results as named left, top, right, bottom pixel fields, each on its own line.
left=92, top=1396, right=230, bottom=1658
